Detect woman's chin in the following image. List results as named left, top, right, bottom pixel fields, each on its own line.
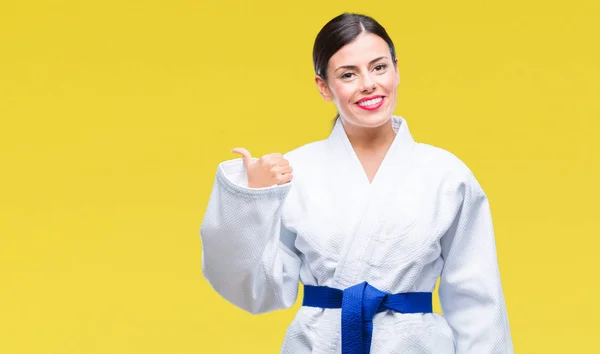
left=348, top=111, right=392, bottom=128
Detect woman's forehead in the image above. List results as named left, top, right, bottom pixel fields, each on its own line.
left=329, top=33, right=391, bottom=68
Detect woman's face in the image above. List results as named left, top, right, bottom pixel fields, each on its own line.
left=316, top=32, right=400, bottom=129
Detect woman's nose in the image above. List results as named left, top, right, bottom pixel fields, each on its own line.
left=360, top=75, right=376, bottom=92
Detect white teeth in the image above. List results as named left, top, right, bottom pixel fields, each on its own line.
left=357, top=97, right=383, bottom=107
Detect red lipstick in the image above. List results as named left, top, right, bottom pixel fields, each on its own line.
left=355, top=95, right=384, bottom=111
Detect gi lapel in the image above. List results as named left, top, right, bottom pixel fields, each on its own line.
left=329, top=116, right=417, bottom=288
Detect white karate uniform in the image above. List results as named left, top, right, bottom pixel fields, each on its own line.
left=200, top=116, right=514, bottom=353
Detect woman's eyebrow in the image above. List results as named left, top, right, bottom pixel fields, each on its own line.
left=334, top=56, right=388, bottom=72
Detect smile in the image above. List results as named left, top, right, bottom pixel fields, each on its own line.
left=356, top=96, right=384, bottom=111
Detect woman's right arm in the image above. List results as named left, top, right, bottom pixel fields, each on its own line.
left=200, top=157, right=301, bottom=315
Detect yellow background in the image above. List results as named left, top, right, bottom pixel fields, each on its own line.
left=1, top=0, right=598, bottom=353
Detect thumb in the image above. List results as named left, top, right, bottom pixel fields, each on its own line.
left=231, top=147, right=253, bottom=167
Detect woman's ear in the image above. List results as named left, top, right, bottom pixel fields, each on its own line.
left=315, top=75, right=333, bottom=102
left=394, top=58, right=401, bottom=85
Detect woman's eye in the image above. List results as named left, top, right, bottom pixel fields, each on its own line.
left=341, top=73, right=354, bottom=79
left=374, top=64, right=387, bottom=71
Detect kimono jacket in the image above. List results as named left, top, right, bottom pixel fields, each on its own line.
left=200, top=116, right=514, bottom=354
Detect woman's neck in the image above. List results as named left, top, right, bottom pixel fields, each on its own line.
left=342, top=118, right=396, bottom=152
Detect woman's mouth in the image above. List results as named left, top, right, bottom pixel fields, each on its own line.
left=355, top=96, right=384, bottom=111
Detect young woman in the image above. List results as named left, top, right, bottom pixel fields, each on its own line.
left=200, top=12, right=514, bottom=354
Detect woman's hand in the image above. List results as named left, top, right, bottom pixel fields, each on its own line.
left=231, top=147, right=293, bottom=188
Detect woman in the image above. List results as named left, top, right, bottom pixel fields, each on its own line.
left=200, top=13, right=514, bottom=354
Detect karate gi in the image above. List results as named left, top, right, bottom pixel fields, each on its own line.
left=200, top=116, right=514, bottom=353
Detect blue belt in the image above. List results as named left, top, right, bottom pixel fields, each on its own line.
left=302, top=282, right=432, bottom=354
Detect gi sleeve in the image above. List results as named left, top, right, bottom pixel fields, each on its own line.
left=438, top=172, right=514, bottom=353
left=199, top=158, right=301, bottom=314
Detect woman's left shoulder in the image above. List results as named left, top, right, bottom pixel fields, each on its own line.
left=414, top=142, right=471, bottom=175
left=413, top=142, right=484, bottom=193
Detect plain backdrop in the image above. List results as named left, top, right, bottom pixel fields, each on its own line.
left=1, top=1, right=599, bottom=353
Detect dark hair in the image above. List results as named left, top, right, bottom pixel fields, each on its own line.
left=312, top=13, right=397, bottom=125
